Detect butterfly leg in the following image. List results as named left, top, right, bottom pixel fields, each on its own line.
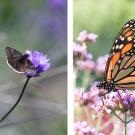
left=101, top=90, right=110, bottom=97
left=122, top=89, right=126, bottom=93
left=117, top=91, right=123, bottom=103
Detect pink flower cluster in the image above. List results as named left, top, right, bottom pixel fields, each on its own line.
left=74, top=121, right=95, bottom=135
left=74, top=121, right=104, bottom=135
left=90, top=85, right=135, bottom=118
left=73, top=31, right=109, bottom=74
left=76, top=60, right=95, bottom=71
left=73, top=41, right=96, bottom=72
left=77, top=30, right=98, bottom=43
left=73, top=42, right=88, bottom=61
left=75, top=84, right=100, bottom=107
left=75, top=82, right=135, bottom=121
left=74, top=30, right=135, bottom=135
left=95, top=54, right=109, bottom=75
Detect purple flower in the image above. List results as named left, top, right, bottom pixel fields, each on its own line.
left=49, top=0, right=66, bottom=10
left=25, top=50, right=50, bottom=77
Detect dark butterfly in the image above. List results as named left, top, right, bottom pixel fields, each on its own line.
left=5, top=47, right=36, bottom=73
left=97, top=19, right=135, bottom=94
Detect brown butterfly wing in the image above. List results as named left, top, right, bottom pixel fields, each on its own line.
left=5, top=47, right=25, bottom=73
left=5, top=47, right=35, bottom=73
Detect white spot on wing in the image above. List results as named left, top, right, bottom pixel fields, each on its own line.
left=127, top=36, right=132, bottom=41
left=119, top=44, right=123, bottom=49
left=125, top=24, right=129, bottom=27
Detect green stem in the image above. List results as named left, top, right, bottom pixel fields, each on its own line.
left=81, top=71, right=90, bottom=89
left=124, top=113, right=127, bottom=135
left=0, top=77, right=31, bottom=123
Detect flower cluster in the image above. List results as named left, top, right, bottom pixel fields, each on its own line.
left=74, top=121, right=96, bottom=135
left=75, top=84, right=100, bottom=107
left=95, top=54, right=109, bottom=75
left=73, top=42, right=88, bottom=61
left=90, top=86, right=135, bottom=119
left=73, top=31, right=108, bottom=74
left=76, top=60, right=95, bottom=72
left=76, top=30, right=98, bottom=43
left=75, top=88, right=87, bottom=106
left=74, top=30, right=135, bottom=135
left=74, top=121, right=105, bottom=135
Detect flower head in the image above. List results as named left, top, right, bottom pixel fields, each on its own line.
left=76, top=60, right=96, bottom=72
left=25, top=50, right=50, bottom=77
left=73, top=42, right=87, bottom=61
left=90, top=84, right=135, bottom=118
left=77, top=30, right=98, bottom=43
left=95, top=54, right=109, bottom=75
left=74, top=121, right=96, bottom=135
left=75, top=88, right=91, bottom=106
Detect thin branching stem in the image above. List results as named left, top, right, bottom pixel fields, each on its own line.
left=113, top=112, right=125, bottom=123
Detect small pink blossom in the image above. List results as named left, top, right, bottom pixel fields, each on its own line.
left=73, top=42, right=88, bottom=61
left=77, top=30, right=98, bottom=43
left=75, top=88, right=90, bottom=106
left=77, top=30, right=88, bottom=42
left=76, top=60, right=96, bottom=71
left=74, top=121, right=96, bottom=135
left=75, top=84, right=101, bottom=107
left=75, top=88, right=84, bottom=106
left=95, top=54, right=109, bottom=74
left=86, top=53, right=93, bottom=60
left=73, top=42, right=87, bottom=55
left=85, top=83, right=101, bottom=107
left=87, top=33, right=98, bottom=42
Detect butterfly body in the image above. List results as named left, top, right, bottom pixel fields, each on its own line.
left=97, top=81, right=117, bottom=92
left=5, top=47, right=36, bottom=73
left=97, top=19, right=135, bottom=92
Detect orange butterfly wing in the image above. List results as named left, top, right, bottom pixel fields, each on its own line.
left=104, top=19, right=135, bottom=89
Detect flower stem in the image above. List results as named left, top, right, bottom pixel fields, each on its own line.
left=0, top=77, right=31, bottom=123
left=124, top=113, right=127, bottom=135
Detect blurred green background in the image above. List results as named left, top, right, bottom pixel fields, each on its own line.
left=0, top=0, right=67, bottom=135
left=74, top=0, right=135, bottom=59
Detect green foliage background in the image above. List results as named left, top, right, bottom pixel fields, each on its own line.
left=0, top=1, right=67, bottom=135
left=74, top=0, right=135, bottom=59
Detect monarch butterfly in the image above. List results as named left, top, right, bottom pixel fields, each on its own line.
left=96, top=19, right=135, bottom=94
